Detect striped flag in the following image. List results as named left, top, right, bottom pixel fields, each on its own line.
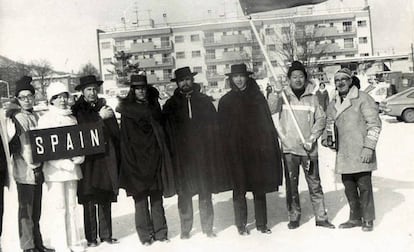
left=239, top=0, right=328, bottom=15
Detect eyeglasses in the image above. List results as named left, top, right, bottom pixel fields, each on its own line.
left=17, top=94, right=35, bottom=101
left=334, top=77, right=351, bottom=83
left=52, top=94, right=68, bottom=100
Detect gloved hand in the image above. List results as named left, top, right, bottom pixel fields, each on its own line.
left=33, top=167, right=44, bottom=184
left=60, top=159, right=75, bottom=171
left=99, top=106, right=114, bottom=120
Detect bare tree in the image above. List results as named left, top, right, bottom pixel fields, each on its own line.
left=30, top=59, right=53, bottom=98
left=78, top=62, right=100, bottom=77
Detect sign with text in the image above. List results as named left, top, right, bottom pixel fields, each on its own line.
left=29, top=123, right=105, bottom=162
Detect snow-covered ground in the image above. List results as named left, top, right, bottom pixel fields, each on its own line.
left=2, top=115, right=414, bottom=252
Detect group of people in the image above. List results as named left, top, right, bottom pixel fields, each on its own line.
left=0, top=59, right=381, bottom=251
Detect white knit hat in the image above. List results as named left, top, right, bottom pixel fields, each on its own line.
left=47, top=82, right=69, bottom=102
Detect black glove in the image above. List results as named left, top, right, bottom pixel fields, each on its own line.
left=33, top=167, right=44, bottom=184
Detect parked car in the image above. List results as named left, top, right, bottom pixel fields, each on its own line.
left=380, top=87, right=414, bottom=123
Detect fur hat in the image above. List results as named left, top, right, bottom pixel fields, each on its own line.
left=335, top=68, right=353, bottom=78
left=287, top=61, right=307, bottom=79
left=47, top=82, right=69, bottom=102
left=15, top=76, right=35, bottom=96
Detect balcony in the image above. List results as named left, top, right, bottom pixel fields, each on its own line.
left=135, top=57, right=175, bottom=69
left=205, top=51, right=251, bottom=65
left=312, top=43, right=358, bottom=55
left=146, top=74, right=172, bottom=85
left=203, top=34, right=253, bottom=48
left=206, top=71, right=226, bottom=81
left=296, top=26, right=357, bottom=41
left=128, top=41, right=173, bottom=54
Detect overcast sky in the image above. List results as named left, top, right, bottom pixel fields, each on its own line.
left=0, top=0, right=413, bottom=73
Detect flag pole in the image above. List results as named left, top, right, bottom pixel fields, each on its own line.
left=247, top=16, right=306, bottom=144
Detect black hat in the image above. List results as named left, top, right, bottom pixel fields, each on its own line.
left=225, top=63, right=253, bottom=76
left=75, top=75, right=104, bottom=91
left=129, top=75, right=148, bottom=86
left=287, top=61, right=307, bottom=79
left=15, top=76, right=35, bottom=96
left=171, top=67, right=197, bottom=82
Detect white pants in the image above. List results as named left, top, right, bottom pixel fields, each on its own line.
left=47, top=180, right=82, bottom=252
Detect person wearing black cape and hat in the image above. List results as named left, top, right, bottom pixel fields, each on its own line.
left=116, top=75, right=175, bottom=246
left=218, top=63, right=283, bottom=235
left=71, top=75, right=120, bottom=247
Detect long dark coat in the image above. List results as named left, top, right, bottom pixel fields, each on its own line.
left=71, top=96, right=120, bottom=204
left=116, top=87, right=175, bottom=198
left=162, top=84, right=231, bottom=195
left=218, top=78, right=283, bottom=193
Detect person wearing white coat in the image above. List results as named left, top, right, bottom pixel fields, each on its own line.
left=38, top=82, right=85, bottom=252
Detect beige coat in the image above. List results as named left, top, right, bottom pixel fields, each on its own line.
left=325, top=86, right=381, bottom=174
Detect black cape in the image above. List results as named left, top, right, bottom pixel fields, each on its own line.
left=116, top=87, right=175, bottom=198
left=218, top=78, right=283, bottom=193
left=162, top=84, right=231, bottom=195
left=71, top=96, right=120, bottom=204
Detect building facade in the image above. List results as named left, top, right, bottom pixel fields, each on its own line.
left=97, top=5, right=374, bottom=95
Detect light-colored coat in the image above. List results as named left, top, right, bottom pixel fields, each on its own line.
left=268, top=84, right=326, bottom=157
left=38, top=106, right=83, bottom=182
left=325, top=86, right=381, bottom=174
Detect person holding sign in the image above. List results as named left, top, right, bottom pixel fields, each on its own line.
left=71, top=75, right=120, bottom=247
left=37, top=82, right=85, bottom=252
left=116, top=75, right=175, bottom=246
left=7, top=76, right=54, bottom=252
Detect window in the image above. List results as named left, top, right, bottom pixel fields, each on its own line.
left=331, top=39, right=335, bottom=44
left=176, top=51, right=185, bottom=59
left=161, top=37, right=170, bottom=47
left=191, top=50, right=201, bottom=58
left=359, top=37, right=368, bottom=44
left=102, top=58, right=112, bottom=65
left=332, top=55, right=336, bottom=59
left=282, top=43, right=290, bottom=50
left=115, top=41, right=124, bottom=51
left=101, top=42, right=111, bottom=49
left=207, top=65, right=217, bottom=73
left=191, top=34, right=200, bottom=42
left=148, top=38, right=152, bottom=42
left=239, top=47, right=243, bottom=51
left=344, top=38, right=354, bottom=49
left=209, top=81, right=218, bottom=87
left=265, top=28, right=275, bottom=35
left=360, top=53, right=369, bottom=57
left=281, top=26, right=290, bottom=34
left=271, top=60, right=278, bottom=66
left=175, top=35, right=184, bottom=43
left=224, top=48, right=228, bottom=52
left=150, top=70, right=155, bottom=74
left=267, top=44, right=276, bottom=51
left=330, top=22, right=334, bottom=27
left=345, top=54, right=355, bottom=58
left=104, top=74, right=114, bottom=80
left=133, top=39, right=137, bottom=44
left=343, top=21, right=353, bottom=32
left=357, top=20, right=367, bottom=27
left=193, top=66, right=202, bottom=73
left=134, top=55, right=139, bottom=60
left=206, top=49, right=215, bottom=59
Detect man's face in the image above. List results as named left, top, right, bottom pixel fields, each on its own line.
left=334, top=73, right=352, bottom=96
left=177, top=76, right=193, bottom=93
left=16, top=90, right=35, bottom=110
left=289, top=70, right=306, bottom=90
left=134, top=86, right=147, bottom=102
left=231, top=74, right=248, bottom=91
left=82, top=84, right=99, bottom=103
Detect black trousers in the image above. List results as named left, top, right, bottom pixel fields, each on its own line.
left=177, top=192, right=213, bottom=234
left=16, top=183, right=44, bottom=250
left=0, top=184, right=3, bottom=237
left=133, top=191, right=167, bottom=243
left=83, top=201, right=113, bottom=242
left=341, top=172, right=375, bottom=222
left=233, top=190, right=267, bottom=230
left=284, top=154, right=328, bottom=222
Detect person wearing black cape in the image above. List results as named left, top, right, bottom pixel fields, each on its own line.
left=162, top=67, right=230, bottom=239
left=116, top=75, right=175, bottom=246
left=218, top=63, right=283, bottom=235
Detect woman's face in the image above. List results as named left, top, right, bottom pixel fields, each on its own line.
left=50, top=92, right=69, bottom=109
left=134, top=86, right=147, bottom=102
left=16, top=90, right=35, bottom=110
left=231, top=74, right=248, bottom=91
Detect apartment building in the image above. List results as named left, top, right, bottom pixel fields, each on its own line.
left=97, top=5, right=373, bottom=94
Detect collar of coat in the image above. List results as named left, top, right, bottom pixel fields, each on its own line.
left=332, top=85, right=359, bottom=119
left=71, top=95, right=106, bottom=113
left=284, top=83, right=314, bottom=101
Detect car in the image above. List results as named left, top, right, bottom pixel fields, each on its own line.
left=380, top=87, right=414, bottom=123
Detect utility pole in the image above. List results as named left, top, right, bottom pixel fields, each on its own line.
left=411, top=43, right=414, bottom=73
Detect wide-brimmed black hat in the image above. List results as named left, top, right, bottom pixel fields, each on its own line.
left=225, top=63, right=253, bottom=76
left=75, top=75, right=104, bottom=91
left=171, top=67, right=197, bottom=82
left=129, top=75, right=148, bottom=86
left=15, top=76, right=35, bottom=96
